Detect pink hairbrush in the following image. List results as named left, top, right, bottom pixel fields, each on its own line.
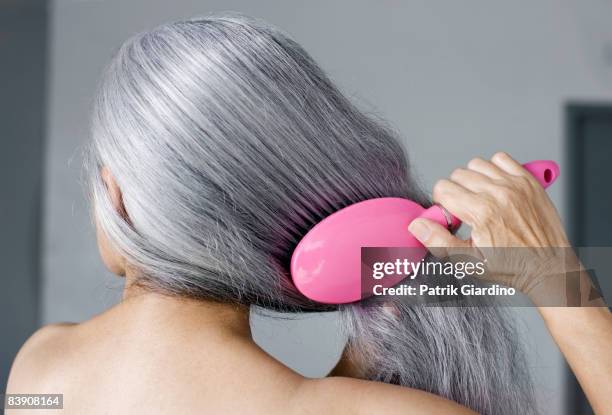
left=290, top=160, right=560, bottom=304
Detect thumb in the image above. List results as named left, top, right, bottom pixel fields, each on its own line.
left=408, top=218, right=468, bottom=258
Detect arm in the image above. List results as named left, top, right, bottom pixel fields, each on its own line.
left=538, top=306, right=612, bottom=415
left=408, top=152, right=612, bottom=414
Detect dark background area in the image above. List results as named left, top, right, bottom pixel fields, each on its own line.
left=0, top=0, right=47, bottom=391
left=566, top=103, right=612, bottom=415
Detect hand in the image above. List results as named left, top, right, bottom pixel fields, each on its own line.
left=408, top=152, right=581, bottom=303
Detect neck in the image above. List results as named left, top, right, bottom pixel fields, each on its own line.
left=120, top=270, right=251, bottom=339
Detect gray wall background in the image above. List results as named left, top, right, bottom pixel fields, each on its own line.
left=42, top=1, right=612, bottom=414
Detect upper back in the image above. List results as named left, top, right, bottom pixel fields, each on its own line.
left=6, top=299, right=477, bottom=415
left=6, top=307, right=303, bottom=414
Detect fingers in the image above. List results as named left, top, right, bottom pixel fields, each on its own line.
left=449, top=168, right=496, bottom=193
left=433, top=152, right=537, bottom=229
left=466, top=157, right=505, bottom=179
left=452, top=152, right=537, bottom=193
left=432, top=179, right=480, bottom=226
left=408, top=218, right=470, bottom=258
left=490, top=151, right=527, bottom=177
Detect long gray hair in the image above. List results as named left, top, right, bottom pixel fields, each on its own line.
left=88, top=14, right=537, bottom=414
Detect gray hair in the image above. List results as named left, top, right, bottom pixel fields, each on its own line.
left=88, top=13, right=537, bottom=414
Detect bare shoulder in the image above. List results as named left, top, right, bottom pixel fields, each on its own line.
left=291, top=377, right=477, bottom=415
left=6, top=323, right=77, bottom=393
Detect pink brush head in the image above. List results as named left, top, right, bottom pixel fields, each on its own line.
left=290, top=160, right=559, bottom=304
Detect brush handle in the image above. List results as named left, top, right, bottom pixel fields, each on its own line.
left=522, top=160, right=560, bottom=189
left=419, top=160, right=559, bottom=232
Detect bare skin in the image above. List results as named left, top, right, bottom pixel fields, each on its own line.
left=6, top=170, right=475, bottom=414
left=6, top=280, right=475, bottom=415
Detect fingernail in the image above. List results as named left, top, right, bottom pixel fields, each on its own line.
left=408, top=219, right=431, bottom=242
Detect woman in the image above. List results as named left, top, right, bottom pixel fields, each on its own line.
left=7, top=14, right=611, bottom=414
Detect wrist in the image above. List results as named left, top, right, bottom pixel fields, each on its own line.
left=522, top=249, right=584, bottom=307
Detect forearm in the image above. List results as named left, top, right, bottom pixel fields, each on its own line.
left=538, top=305, right=612, bottom=415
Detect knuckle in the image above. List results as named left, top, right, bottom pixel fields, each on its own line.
left=472, top=200, right=495, bottom=224
left=525, top=173, right=540, bottom=187
left=505, top=175, right=535, bottom=199
left=495, top=186, right=514, bottom=202
left=514, top=174, right=534, bottom=190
